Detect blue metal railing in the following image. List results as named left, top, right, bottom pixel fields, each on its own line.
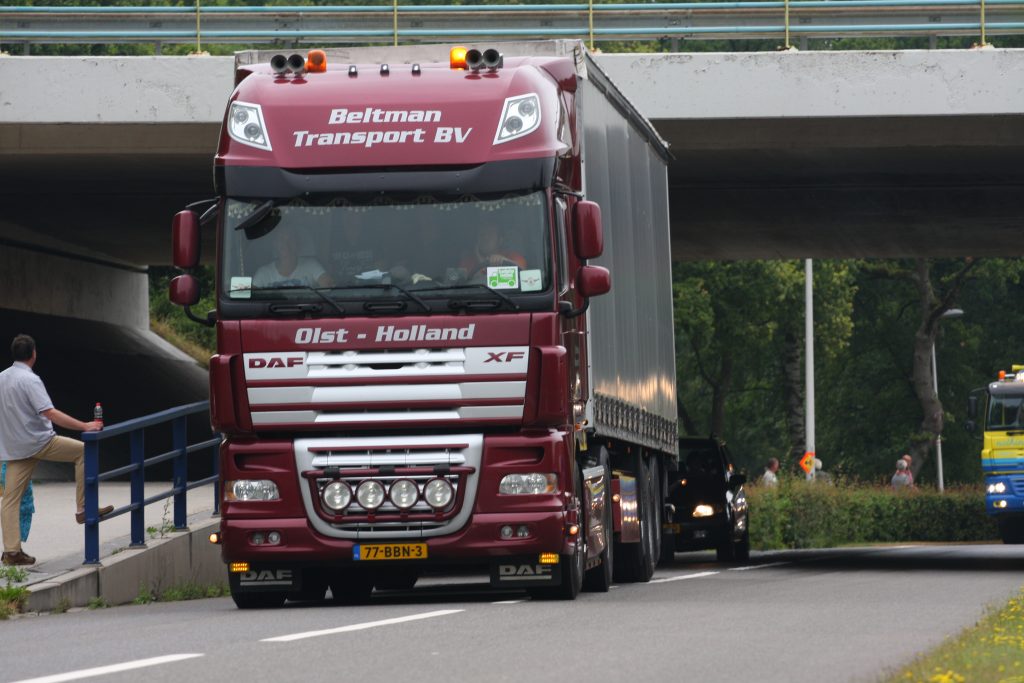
left=81, top=401, right=220, bottom=565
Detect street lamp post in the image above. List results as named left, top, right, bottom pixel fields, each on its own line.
left=932, top=308, right=964, bottom=493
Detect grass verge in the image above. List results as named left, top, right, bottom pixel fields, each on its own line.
left=886, top=589, right=1024, bottom=682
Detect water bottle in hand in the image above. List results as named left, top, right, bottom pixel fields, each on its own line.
left=93, top=402, right=103, bottom=428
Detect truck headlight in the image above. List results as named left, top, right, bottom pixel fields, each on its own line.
left=494, top=93, right=541, bottom=145
left=227, top=101, right=273, bottom=151
left=988, top=482, right=1007, bottom=494
left=692, top=504, right=715, bottom=518
left=356, top=481, right=385, bottom=511
left=499, top=473, right=557, bottom=495
left=322, top=481, right=352, bottom=511
left=424, top=478, right=455, bottom=509
left=226, top=479, right=280, bottom=501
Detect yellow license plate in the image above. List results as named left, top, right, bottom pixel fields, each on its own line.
left=354, top=543, right=427, bottom=561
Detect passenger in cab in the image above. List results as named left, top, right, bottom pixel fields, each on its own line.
left=253, top=229, right=332, bottom=289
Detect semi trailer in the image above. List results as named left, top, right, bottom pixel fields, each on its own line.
left=169, top=40, right=678, bottom=606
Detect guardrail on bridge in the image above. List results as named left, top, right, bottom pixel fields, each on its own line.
left=81, top=401, right=220, bottom=565
left=1, top=0, right=1023, bottom=52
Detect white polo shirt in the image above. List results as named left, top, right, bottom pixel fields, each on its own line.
left=0, top=362, right=56, bottom=460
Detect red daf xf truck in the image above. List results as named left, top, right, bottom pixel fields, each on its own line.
left=169, top=40, right=677, bottom=607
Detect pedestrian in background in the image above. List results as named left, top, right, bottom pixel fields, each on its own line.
left=760, top=457, right=780, bottom=487
left=0, top=334, right=111, bottom=566
left=902, top=453, right=915, bottom=488
left=891, top=459, right=911, bottom=489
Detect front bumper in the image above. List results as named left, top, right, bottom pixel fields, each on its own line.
left=220, top=510, right=572, bottom=566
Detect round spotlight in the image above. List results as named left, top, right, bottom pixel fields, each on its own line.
left=232, top=108, right=249, bottom=124
left=356, top=480, right=386, bottom=511
left=389, top=479, right=419, bottom=510
left=503, top=116, right=523, bottom=134
left=518, top=100, right=536, bottom=117
left=322, top=481, right=352, bottom=512
left=243, top=123, right=261, bottom=140
left=424, top=478, right=454, bottom=510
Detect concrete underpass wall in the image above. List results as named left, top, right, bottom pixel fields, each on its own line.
left=0, top=235, right=148, bottom=329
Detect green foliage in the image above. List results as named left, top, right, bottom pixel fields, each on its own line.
left=136, top=582, right=229, bottom=603
left=87, top=596, right=109, bottom=609
left=0, top=566, right=30, bottom=619
left=746, top=479, right=998, bottom=550
left=149, top=266, right=216, bottom=359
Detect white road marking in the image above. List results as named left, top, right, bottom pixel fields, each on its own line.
left=649, top=571, right=719, bottom=583
left=492, top=599, right=526, bottom=604
left=11, top=654, right=204, bottom=683
left=262, top=609, right=464, bottom=642
left=728, top=562, right=791, bottom=571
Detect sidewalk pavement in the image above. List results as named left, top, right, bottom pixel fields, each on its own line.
left=2, top=481, right=219, bottom=589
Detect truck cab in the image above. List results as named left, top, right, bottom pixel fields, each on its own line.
left=968, top=365, right=1024, bottom=543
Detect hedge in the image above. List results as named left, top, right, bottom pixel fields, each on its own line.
left=745, top=479, right=999, bottom=550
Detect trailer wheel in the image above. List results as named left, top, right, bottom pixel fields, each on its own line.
left=583, top=447, right=613, bottom=592
left=230, top=586, right=287, bottom=610
left=614, top=452, right=659, bottom=583
left=329, top=569, right=374, bottom=605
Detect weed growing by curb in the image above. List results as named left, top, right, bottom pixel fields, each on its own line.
left=87, top=597, right=109, bottom=610
left=135, top=582, right=229, bottom=605
left=0, top=566, right=30, bottom=619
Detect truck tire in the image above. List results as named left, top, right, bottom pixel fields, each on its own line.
left=329, top=569, right=374, bottom=605
left=531, top=475, right=585, bottom=600
left=583, top=447, right=614, bottom=592
left=614, top=452, right=659, bottom=583
left=230, top=586, right=287, bottom=610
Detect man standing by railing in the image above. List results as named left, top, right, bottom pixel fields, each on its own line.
left=0, top=334, right=110, bottom=566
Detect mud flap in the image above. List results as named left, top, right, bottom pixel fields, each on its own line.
left=490, top=559, right=561, bottom=587
left=229, top=566, right=301, bottom=593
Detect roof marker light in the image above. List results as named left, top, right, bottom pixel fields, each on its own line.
left=412, top=63, right=421, bottom=75
left=307, top=49, right=327, bottom=73
left=380, top=63, right=390, bottom=75
left=348, top=65, right=358, bottom=77
left=450, top=45, right=468, bottom=70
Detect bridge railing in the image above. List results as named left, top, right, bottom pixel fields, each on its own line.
left=81, top=401, right=220, bottom=565
left=1, top=0, right=1022, bottom=51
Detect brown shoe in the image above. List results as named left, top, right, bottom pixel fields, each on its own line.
left=1, top=550, right=36, bottom=566
left=76, top=505, right=114, bottom=524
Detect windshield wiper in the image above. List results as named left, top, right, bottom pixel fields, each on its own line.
left=419, top=284, right=520, bottom=312
left=250, top=286, right=345, bottom=315
left=325, top=283, right=430, bottom=312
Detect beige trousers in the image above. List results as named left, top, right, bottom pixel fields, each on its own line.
left=1, top=436, right=84, bottom=553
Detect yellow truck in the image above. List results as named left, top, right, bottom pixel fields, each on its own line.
left=967, top=365, right=1024, bottom=543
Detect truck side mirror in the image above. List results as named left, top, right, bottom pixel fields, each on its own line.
left=967, top=395, right=978, bottom=419
left=577, top=265, right=610, bottom=298
left=573, top=200, right=603, bottom=260
left=964, top=419, right=977, bottom=435
left=169, top=274, right=200, bottom=307
left=172, top=210, right=201, bottom=269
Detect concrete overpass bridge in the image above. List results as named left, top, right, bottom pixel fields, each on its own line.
left=0, top=45, right=1022, bottom=428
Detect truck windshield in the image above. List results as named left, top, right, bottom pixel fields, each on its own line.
left=221, top=191, right=550, bottom=308
left=987, top=393, right=1024, bottom=430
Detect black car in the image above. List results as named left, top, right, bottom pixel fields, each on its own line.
left=660, top=436, right=750, bottom=564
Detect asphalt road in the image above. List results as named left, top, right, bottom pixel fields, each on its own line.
left=3, top=545, right=1022, bottom=683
